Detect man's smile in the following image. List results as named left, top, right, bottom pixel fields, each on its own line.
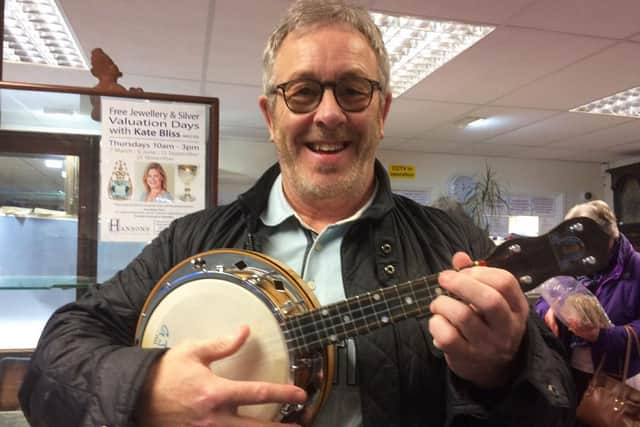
left=306, top=142, right=348, bottom=153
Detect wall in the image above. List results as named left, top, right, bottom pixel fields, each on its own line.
left=378, top=149, right=606, bottom=210
left=218, top=139, right=606, bottom=214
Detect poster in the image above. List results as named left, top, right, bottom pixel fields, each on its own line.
left=100, top=98, right=207, bottom=242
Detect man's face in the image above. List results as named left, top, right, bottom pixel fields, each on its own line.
left=259, top=24, right=391, bottom=202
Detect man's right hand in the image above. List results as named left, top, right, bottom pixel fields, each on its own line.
left=135, top=326, right=307, bottom=427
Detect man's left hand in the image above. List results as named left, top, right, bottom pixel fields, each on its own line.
left=429, top=251, right=529, bottom=389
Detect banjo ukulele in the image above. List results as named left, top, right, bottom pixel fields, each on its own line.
left=134, top=216, right=609, bottom=423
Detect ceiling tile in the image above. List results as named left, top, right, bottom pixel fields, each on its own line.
left=509, top=0, right=640, bottom=38
left=384, top=98, right=476, bottom=139
left=422, top=106, right=558, bottom=143
left=608, top=140, right=640, bottom=156
left=400, top=26, right=610, bottom=104
left=495, top=42, right=640, bottom=109
left=549, top=119, right=640, bottom=150
left=206, top=0, right=290, bottom=85
left=60, top=0, right=211, bottom=81
left=462, top=143, right=535, bottom=159
left=204, top=82, right=264, bottom=128
left=392, top=138, right=468, bottom=153
left=482, top=112, right=631, bottom=146
left=368, top=0, right=532, bottom=25
left=518, top=146, right=620, bottom=162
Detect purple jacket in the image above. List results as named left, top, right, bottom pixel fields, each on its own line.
left=536, top=233, right=640, bottom=378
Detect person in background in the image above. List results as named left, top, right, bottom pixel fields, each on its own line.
left=535, top=200, right=640, bottom=409
left=140, top=162, right=173, bottom=203
left=19, top=1, right=575, bottom=426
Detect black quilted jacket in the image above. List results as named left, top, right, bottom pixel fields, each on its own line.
left=19, top=160, right=575, bottom=426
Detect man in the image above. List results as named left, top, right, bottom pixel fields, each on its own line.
left=19, top=1, right=574, bottom=426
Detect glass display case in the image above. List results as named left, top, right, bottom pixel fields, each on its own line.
left=0, top=80, right=218, bottom=419
left=0, top=81, right=218, bottom=346
left=608, top=163, right=640, bottom=250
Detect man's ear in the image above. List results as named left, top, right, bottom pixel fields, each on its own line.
left=378, top=92, right=393, bottom=139
left=259, top=95, right=276, bottom=142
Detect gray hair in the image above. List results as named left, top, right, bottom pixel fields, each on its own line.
left=262, top=0, right=390, bottom=100
left=565, top=200, right=620, bottom=240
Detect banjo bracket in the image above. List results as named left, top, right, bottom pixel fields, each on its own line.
left=189, top=257, right=209, bottom=272
left=279, top=299, right=307, bottom=315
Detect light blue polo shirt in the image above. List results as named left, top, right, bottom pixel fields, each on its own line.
left=260, top=174, right=376, bottom=427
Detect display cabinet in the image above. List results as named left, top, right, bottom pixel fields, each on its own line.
left=0, top=81, right=219, bottom=418
left=608, top=163, right=640, bottom=249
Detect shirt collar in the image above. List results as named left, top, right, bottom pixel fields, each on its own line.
left=261, top=174, right=292, bottom=226
left=260, top=174, right=378, bottom=229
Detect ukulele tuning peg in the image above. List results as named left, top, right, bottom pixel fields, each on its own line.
left=569, top=222, right=584, bottom=233
left=507, top=244, right=521, bottom=254
left=519, top=275, right=533, bottom=286
left=280, top=403, right=305, bottom=416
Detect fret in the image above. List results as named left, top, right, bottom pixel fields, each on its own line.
left=283, top=272, right=453, bottom=356
left=283, top=311, right=307, bottom=352
left=372, top=289, right=393, bottom=325
left=392, top=284, right=410, bottom=320
left=421, top=276, right=446, bottom=302
left=355, top=293, right=382, bottom=333
left=391, top=282, right=425, bottom=320
left=307, top=308, right=328, bottom=352
left=381, top=285, right=405, bottom=323
left=318, top=305, right=340, bottom=345
left=334, top=300, right=356, bottom=338
left=407, top=280, right=426, bottom=316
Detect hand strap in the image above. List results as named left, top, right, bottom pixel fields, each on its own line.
left=625, top=325, right=640, bottom=375
left=593, top=325, right=639, bottom=380
left=621, top=325, right=635, bottom=381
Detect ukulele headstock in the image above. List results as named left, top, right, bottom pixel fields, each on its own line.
left=485, top=216, right=610, bottom=292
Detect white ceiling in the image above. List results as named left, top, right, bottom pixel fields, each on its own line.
left=6, top=0, right=640, bottom=163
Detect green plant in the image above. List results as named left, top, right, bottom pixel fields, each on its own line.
left=463, top=163, right=509, bottom=232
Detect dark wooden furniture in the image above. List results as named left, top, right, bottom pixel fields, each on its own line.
left=608, top=163, right=640, bottom=250
left=0, top=351, right=31, bottom=411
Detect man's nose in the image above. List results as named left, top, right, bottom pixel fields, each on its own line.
left=313, top=88, right=347, bottom=128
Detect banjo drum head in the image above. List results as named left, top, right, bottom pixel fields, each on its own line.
left=138, top=274, right=292, bottom=421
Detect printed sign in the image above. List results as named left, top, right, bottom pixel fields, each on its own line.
left=389, top=164, right=416, bottom=179
left=100, top=98, right=207, bottom=242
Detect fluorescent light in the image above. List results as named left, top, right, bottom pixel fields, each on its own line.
left=571, top=86, right=640, bottom=119
left=3, top=0, right=88, bottom=69
left=371, top=12, right=495, bottom=97
left=455, top=116, right=487, bottom=129
left=44, top=159, right=63, bottom=169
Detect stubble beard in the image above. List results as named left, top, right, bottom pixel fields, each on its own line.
left=276, top=132, right=379, bottom=202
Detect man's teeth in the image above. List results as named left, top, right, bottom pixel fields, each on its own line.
left=311, top=143, right=345, bottom=153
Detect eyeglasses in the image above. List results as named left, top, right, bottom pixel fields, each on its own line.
left=272, top=77, right=382, bottom=114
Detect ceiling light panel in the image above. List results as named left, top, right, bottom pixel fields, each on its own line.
left=3, top=0, right=87, bottom=69
left=571, top=86, right=640, bottom=119
left=371, top=12, right=495, bottom=98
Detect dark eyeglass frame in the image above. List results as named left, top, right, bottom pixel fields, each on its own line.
left=272, top=77, right=382, bottom=114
